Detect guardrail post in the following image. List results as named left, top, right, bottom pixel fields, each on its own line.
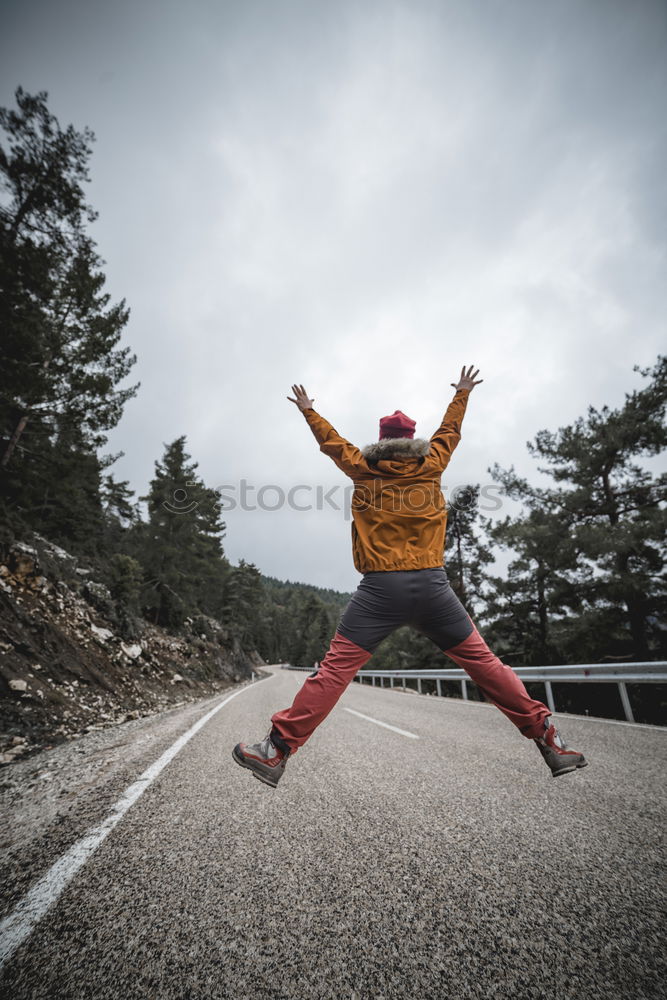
left=372, top=677, right=376, bottom=687
left=618, top=681, right=634, bottom=723
left=417, top=678, right=422, bottom=694
left=436, top=679, right=442, bottom=697
left=544, top=681, right=555, bottom=714
left=461, top=679, right=468, bottom=700
left=390, top=676, right=394, bottom=688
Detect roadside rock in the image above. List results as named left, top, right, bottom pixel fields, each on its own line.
left=90, top=624, right=115, bottom=643
left=120, top=643, right=142, bottom=660
left=0, top=536, right=264, bottom=762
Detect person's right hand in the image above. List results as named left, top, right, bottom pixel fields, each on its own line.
left=287, top=384, right=315, bottom=411
left=450, top=365, right=483, bottom=392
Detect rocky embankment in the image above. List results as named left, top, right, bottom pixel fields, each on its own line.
left=0, top=537, right=264, bottom=764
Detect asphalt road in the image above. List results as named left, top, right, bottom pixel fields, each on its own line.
left=1, top=667, right=665, bottom=1000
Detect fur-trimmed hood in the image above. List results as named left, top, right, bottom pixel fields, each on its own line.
left=361, top=437, right=430, bottom=463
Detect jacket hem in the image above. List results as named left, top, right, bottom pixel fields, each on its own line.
left=354, top=559, right=445, bottom=574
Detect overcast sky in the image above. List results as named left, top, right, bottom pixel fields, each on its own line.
left=3, top=0, right=666, bottom=592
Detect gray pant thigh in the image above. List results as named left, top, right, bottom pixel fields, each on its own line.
left=336, top=575, right=404, bottom=653
left=410, top=570, right=474, bottom=650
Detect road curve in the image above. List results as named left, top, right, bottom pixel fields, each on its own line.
left=1, top=666, right=665, bottom=1000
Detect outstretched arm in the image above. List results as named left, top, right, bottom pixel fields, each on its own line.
left=427, top=365, right=483, bottom=471
left=288, top=383, right=365, bottom=478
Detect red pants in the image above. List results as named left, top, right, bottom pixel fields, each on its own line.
left=271, top=626, right=550, bottom=754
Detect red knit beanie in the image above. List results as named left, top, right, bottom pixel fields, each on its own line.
left=379, top=410, right=416, bottom=440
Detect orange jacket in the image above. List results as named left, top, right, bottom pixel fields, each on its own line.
left=303, top=388, right=470, bottom=574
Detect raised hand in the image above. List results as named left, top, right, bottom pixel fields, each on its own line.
left=287, top=383, right=315, bottom=412
left=450, top=365, right=483, bottom=392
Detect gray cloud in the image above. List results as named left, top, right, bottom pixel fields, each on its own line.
left=2, top=0, right=666, bottom=591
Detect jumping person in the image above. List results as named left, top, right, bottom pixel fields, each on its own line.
left=233, top=366, right=587, bottom=787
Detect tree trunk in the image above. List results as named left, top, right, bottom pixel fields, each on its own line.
left=1, top=353, right=55, bottom=469
left=536, top=561, right=550, bottom=662
left=1, top=413, right=29, bottom=468
left=603, top=469, right=650, bottom=659
left=615, top=550, right=650, bottom=660
left=624, top=591, right=650, bottom=661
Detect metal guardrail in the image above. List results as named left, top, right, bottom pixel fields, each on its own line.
left=282, top=661, right=667, bottom=724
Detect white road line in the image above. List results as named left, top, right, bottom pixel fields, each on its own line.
left=343, top=707, right=419, bottom=739
left=0, top=676, right=273, bottom=970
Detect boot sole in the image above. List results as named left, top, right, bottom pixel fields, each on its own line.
left=552, top=759, right=589, bottom=777
left=232, top=746, right=280, bottom=788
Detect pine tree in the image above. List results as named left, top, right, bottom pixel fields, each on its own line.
left=445, top=484, right=494, bottom=612
left=483, top=506, right=582, bottom=664
left=0, top=87, right=137, bottom=542
left=489, top=357, right=667, bottom=661
left=222, top=560, right=265, bottom=647
left=139, top=437, right=227, bottom=628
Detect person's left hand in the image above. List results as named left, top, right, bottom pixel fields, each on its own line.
left=450, top=365, right=483, bottom=392
left=287, top=384, right=315, bottom=411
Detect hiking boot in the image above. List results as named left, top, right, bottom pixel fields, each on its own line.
left=232, top=731, right=290, bottom=787
left=535, top=717, right=588, bottom=777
